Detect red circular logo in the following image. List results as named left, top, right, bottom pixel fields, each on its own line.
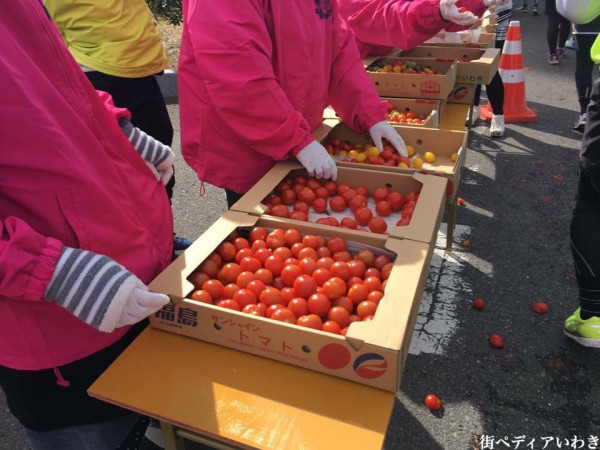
left=318, top=343, right=351, bottom=369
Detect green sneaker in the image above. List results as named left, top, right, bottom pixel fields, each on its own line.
left=564, top=308, right=600, bottom=348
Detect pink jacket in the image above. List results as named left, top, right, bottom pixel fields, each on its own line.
left=178, top=0, right=387, bottom=194
left=0, top=1, right=173, bottom=371
left=338, top=0, right=489, bottom=58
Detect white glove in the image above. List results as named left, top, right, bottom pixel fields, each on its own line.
left=155, top=151, right=175, bottom=186
left=296, top=140, right=338, bottom=180
left=368, top=121, right=408, bottom=157
left=439, top=0, right=479, bottom=26
left=483, top=0, right=509, bottom=6
left=45, top=247, right=170, bottom=333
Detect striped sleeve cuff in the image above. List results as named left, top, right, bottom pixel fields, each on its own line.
left=45, top=247, right=136, bottom=330
left=118, top=118, right=172, bottom=167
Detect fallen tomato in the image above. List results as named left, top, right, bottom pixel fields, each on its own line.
left=489, top=334, right=505, bottom=349
left=424, top=394, right=442, bottom=411
left=531, top=302, right=549, bottom=314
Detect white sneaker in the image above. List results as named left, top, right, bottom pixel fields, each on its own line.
left=490, top=115, right=505, bottom=137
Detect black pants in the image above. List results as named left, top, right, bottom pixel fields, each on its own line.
left=574, top=34, right=599, bottom=115
left=225, top=189, right=245, bottom=209
left=546, top=7, right=570, bottom=54
left=474, top=40, right=505, bottom=115
left=85, top=72, right=175, bottom=200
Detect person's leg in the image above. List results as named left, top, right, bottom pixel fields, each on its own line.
left=556, top=15, right=571, bottom=56
left=573, top=34, right=596, bottom=132
left=487, top=39, right=506, bottom=137
left=547, top=14, right=560, bottom=63
left=517, top=1, right=528, bottom=12
left=225, top=189, right=245, bottom=209
left=24, top=414, right=140, bottom=450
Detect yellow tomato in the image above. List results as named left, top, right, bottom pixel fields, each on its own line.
left=348, top=150, right=359, bottom=159
left=398, top=162, right=409, bottom=168
left=365, top=146, right=380, bottom=157
left=406, top=145, right=415, bottom=156
left=424, top=152, right=436, bottom=163
left=355, top=152, right=367, bottom=163
left=450, top=152, right=458, bottom=162
left=412, top=157, right=424, bottom=169
left=338, top=150, right=348, bottom=158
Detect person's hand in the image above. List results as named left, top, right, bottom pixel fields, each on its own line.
left=368, top=121, right=408, bottom=157
left=45, top=247, right=170, bottom=333
left=439, top=0, right=479, bottom=26
left=119, top=118, right=175, bottom=185
left=296, top=140, right=338, bottom=180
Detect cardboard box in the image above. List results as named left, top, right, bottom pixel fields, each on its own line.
left=397, top=46, right=500, bottom=85
left=423, top=31, right=496, bottom=49
left=320, top=122, right=467, bottom=197
left=447, top=82, right=478, bottom=105
left=382, top=98, right=440, bottom=128
left=149, top=210, right=435, bottom=392
left=365, top=57, right=457, bottom=99
left=231, top=160, right=447, bottom=245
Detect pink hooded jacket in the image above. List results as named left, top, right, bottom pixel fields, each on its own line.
left=338, top=0, right=489, bottom=58
left=0, top=0, right=173, bottom=371
left=178, top=0, right=387, bottom=194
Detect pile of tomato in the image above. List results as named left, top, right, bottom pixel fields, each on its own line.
left=188, top=226, right=395, bottom=335
left=387, top=109, right=427, bottom=125
left=261, top=174, right=419, bottom=234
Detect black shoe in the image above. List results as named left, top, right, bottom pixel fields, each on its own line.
left=173, top=235, right=193, bottom=252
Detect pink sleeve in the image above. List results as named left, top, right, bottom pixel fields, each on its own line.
left=328, top=8, right=387, bottom=132
left=339, top=0, right=448, bottom=52
left=184, top=1, right=314, bottom=159
left=96, top=90, right=132, bottom=122
left=0, top=217, right=63, bottom=302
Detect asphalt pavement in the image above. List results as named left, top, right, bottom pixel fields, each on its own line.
left=2, top=10, right=599, bottom=450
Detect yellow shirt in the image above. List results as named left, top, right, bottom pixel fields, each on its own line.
left=44, top=0, right=168, bottom=78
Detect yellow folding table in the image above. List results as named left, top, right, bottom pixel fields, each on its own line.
left=89, top=327, right=395, bottom=450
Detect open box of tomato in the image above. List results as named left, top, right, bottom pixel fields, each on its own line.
left=148, top=211, right=434, bottom=392
left=366, top=57, right=457, bottom=99
left=229, top=160, right=447, bottom=246
left=320, top=122, right=467, bottom=198
left=383, top=98, right=440, bottom=128
left=396, top=46, right=500, bottom=85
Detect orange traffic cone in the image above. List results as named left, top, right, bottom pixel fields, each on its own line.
left=480, top=20, right=537, bottom=123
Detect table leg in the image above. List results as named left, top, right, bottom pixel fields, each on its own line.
left=160, top=422, right=186, bottom=450
left=445, top=196, right=458, bottom=253
left=161, top=421, right=248, bottom=450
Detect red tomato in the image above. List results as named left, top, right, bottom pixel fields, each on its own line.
left=234, top=248, right=254, bottom=264
left=322, top=320, right=342, bottom=334
left=341, top=188, right=357, bottom=203
left=235, top=271, right=255, bottom=289
left=374, top=254, right=392, bottom=270
left=297, top=247, right=318, bottom=261
left=233, top=289, right=258, bottom=308
left=289, top=211, right=308, bottom=221
left=269, top=204, right=290, bottom=218
left=216, top=242, right=237, bottom=262
left=368, top=291, right=384, bottom=304
left=270, top=307, right=297, bottom=323
left=332, top=296, right=354, bottom=314
left=299, top=257, right=317, bottom=275
left=322, top=277, right=346, bottom=300
left=354, top=207, right=373, bottom=226
left=308, top=293, right=331, bottom=318
left=254, top=268, right=274, bottom=285
left=364, top=267, right=382, bottom=279
left=472, top=298, right=486, bottom=310
left=327, top=306, right=351, bottom=328
left=424, top=394, right=442, bottom=411
left=249, top=226, right=268, bottom=242
left=297, top=187, right=316, bottom=205
left=364, top=276, right=383, bottom=293
left=293, top=274, right=318, bottom=298
left=312, top=268, right=332, bottom=286
left=222, top=283, right=240, bottom=299
left=240, top=256, right=262, bottom=273
left=368, top=217, right=388, bottom=234
left=266, top=232, right=286, bottom=249
left=191, top=290, right=213, bottom=304
left=264, top=255, right=284, bottom=277
left=347, top=260, right=366, bottom=278
left=284, top=257, right=300, bottom=267
left=489, top=334, right=505, bottom=348
left=372, top=187, right=390, bottom=202
left=259, top=287, right=283, bottom=306
left=292, top=174, right=307, bottom=186
left=340, top=217, right=358, bottom=229
left=287, top=298, right=309, bottom=318
left=316, top=246, right=332, bottom=258
left=296, top=314, right=323, bottom=330
left=355, top=186, right=369, bottom=197
left=329, top=195, right=347, bottom=212
left=273, top=246, right=293, bottom=261
left=266, top=303, right=284, bottom=318
left=251, top=239, right=267, bottom=252
left=233, top=237, right=250, bottom=251
left=263, top=193, right=282, bottom=208
left=375, top=201, right=392, bottom=217
left=279, top=189, right=296, bottom=205
left=246, top=279, right=266, bottom=299
left=355, top=249, right=376, bottom=268
left=293, top=202, right=309, bottom=214
left=281, top=264, right=303, bottom=287
left=531, top=302, right=549, bottom=314
left=253, top=248, right=273, bottom=265
left=220, top=263, right=242, bottom=285
left=330, top=261, right=351, bottom=281
left=189, top=271, right=210, bottom=290
left=346, top=276, right=363, bottom=289
left=198, top=259, right=219, bottom=279
left=386, top=192, right=406, bottom=211
left=280, top=287, right=296, bottom=306
left=327, top=237, right=347, bottom=254
left=316, top=257, right=335, bottom=270
left=356, top=300, right=378, bottom=319
left=302, top=235, right=320, bottom=249
left=215, top=299, right=241, bottom=311
left=347, top=284, right=369, bottom=305
left=315, top=186, right=330, bottom=199
left=333, top=251, right=352, bottom=262
left=242, top=304, right=266, bottom=317
left=312, top=197, right=328, bottom=213
left=380, top=262, right=394, bottom=280
left=348, top=195, right=368, bottom=212
left=306, top=178, right=322, bottom=190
